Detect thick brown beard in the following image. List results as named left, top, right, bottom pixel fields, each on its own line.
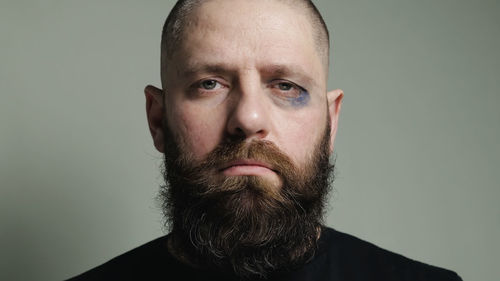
left=160, top=120, right=334, bottom=279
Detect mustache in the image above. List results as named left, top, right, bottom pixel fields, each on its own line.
left=171, top=138, right=298, bottom=191
left=199, top=139, right=294, bottom=173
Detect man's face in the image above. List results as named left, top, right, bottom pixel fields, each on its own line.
left=145, top=0, right=343, bottom=277
left=155, top=0, right=341, bottom=184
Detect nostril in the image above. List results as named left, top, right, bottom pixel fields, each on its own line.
left=230, top=127, right=267, bottom=140
left=233, top=127, right=246, bottom=138
left=225, top=131, right=247, bottom=145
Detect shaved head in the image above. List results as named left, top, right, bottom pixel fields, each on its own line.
left=160, top=0, right=330, bottom=87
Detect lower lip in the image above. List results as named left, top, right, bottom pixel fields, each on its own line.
left=222, top=165, right=275, bottom=177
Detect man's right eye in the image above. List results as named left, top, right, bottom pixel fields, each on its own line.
left=199, top=79, right=220, bottom=90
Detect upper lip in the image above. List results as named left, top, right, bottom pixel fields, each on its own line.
left=220, top=159, right=274, bottom=171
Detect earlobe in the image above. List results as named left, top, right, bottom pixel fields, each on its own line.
left=326, top=89, right=344, bottom=154
left=145, top=85, right=165, bottom=153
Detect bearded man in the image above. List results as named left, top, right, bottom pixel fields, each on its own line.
left=68, top=0, right=462, bottom=280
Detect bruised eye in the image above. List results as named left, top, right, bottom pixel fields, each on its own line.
left=272, top=81, right=303, bottom=98
left=271, top=81, right=306, bottom=97
left=271, top=80, right=310, bottom=107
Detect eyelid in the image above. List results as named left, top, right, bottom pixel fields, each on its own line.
left=270, top=79, right=307, bottom=92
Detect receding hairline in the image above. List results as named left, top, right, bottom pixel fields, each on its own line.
left=160, top=0, right=330, bottom=87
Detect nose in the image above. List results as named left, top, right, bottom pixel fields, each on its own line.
left=226, top=81, right=270, bottom=140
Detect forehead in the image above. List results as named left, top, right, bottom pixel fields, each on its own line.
left=189, top=0, right=311, bottom=35
left=169, top=0, right=325, bottom=86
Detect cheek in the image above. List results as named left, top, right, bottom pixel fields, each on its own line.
left=168, top=103, right=226, bottom=161
left=275, top=110, right=327, bottom=168
left=282, top=131, right=316, bottom=166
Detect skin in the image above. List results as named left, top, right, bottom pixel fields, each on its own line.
left=145, top=0, right=343, bottom=189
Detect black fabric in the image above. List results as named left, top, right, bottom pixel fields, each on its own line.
left=67, top=227, right=462, bottom=281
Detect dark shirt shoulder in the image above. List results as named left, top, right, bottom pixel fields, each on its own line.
left=66, top=235, right=178, bottom=281
left=317, top=227, right=462, bottom=281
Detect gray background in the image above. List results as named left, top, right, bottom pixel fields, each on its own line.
left=1, top=0, right=498, bottom=280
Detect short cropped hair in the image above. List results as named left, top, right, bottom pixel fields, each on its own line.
left=160, top=0, right=330, bottom=86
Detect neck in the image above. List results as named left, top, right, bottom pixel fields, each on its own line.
left=167, top=231, right=200, bottom=268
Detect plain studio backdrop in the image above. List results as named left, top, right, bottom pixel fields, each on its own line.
left=1, top=0, right=498, bottom=280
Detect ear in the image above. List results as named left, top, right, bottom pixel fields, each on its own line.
left=145, top=85, right=165, bottom=153
left=326, top=89, right=343, bottom=154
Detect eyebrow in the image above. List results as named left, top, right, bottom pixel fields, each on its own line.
left=178, top=64, right=233, bottom=79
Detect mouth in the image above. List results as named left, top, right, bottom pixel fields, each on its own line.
left=220, top=159, right=276, bottom=177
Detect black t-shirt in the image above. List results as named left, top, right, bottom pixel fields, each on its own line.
left=67, top=227, right=462, bottom=281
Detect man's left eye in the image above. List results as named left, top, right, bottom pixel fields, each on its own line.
left=277, top=82, right=294, bottom=91
left=271, top=81, right=304, bottom=98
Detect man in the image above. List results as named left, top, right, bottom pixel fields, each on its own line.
left=69, top=0, right=462, bottom=280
